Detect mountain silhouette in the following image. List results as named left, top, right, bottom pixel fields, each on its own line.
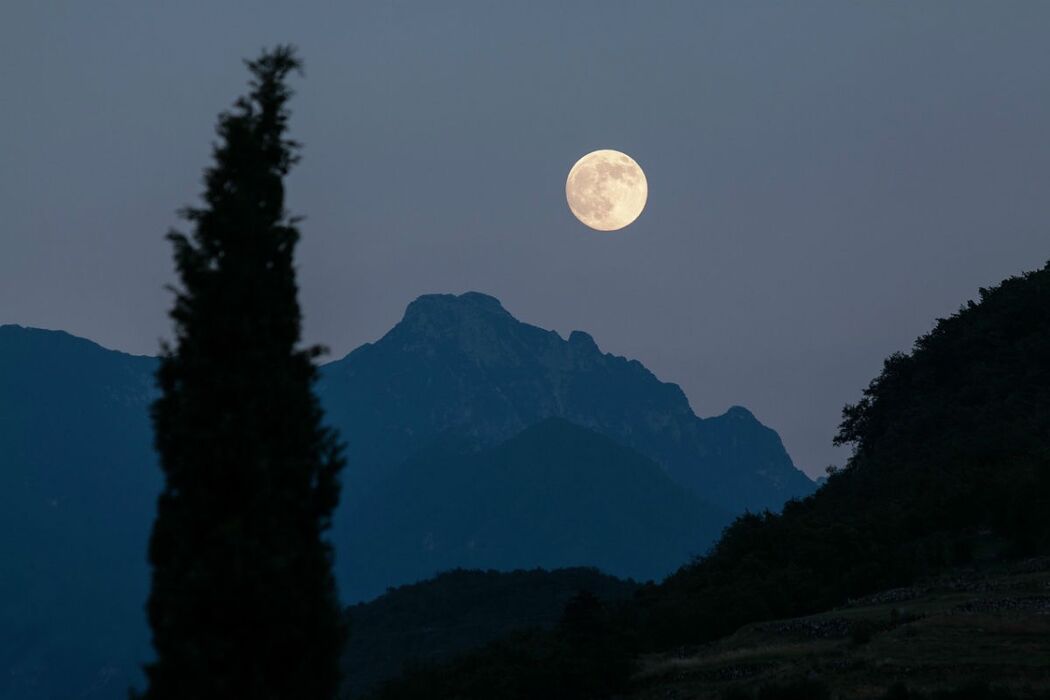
left=0, top=295, right=809, bottom=698
left=320, top=291, right=814, bottom=513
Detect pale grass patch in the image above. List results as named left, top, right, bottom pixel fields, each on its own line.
left=635, top=640, right=839, bottom=680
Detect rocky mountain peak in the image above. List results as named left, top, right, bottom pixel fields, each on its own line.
left=567, top=330, right=599, bottom=352
left=321, top=293, right=814, bottom=514
left=399, top=292, right=512, bottom=328
left=723, top=405, right=758, bottom=421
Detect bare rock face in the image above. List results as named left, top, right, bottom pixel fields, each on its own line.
left=319, top=291, right=815, bottom=513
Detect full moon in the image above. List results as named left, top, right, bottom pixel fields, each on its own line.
left=565, top=149, right=648, bottom=231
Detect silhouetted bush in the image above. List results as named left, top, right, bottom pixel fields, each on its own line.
left=849, top=619, right=878, bottom=645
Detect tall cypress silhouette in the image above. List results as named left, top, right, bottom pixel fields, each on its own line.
left=139, top=46, right=345, bottom=699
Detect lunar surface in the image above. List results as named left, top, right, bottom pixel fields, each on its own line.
left=565, top=149, right=648, bottom=231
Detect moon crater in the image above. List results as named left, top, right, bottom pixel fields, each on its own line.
left=565, top=149, right=648, bottom=231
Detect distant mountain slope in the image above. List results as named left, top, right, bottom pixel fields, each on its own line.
left=342, top=567, right=638, bottom=698
left=0, top=326, right=159, bottom=699
left=341, top=418, right=729, bottom=601
left=0, top=296, right=804, bottom=697
left=320, top=291, right=813, bottom=513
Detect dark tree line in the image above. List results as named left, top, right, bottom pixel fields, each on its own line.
left=137, top=47, right=345, bottom=699
left=646, top=261, right=1050, bottom=648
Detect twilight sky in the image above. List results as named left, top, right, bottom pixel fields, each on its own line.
left=2, top=2, right=1049, bottom=476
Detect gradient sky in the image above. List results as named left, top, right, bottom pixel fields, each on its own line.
left=3, top=2, right=1049, bottom=475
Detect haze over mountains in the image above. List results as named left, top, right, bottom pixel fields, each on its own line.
left=0, top=292, right=812, bottom=698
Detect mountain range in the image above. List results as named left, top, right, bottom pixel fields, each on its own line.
left=0, top=325, right=159, bottom=699
left=370, top=263, right=1050, bottom=700
left=321, top=292, right=813, bottom=516
left=0, top=292, right=812, bottom=698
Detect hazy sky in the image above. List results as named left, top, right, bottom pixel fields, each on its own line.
left=3, top=2, right=1049, bottom=475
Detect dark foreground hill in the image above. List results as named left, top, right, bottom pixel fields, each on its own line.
left=378, top=559, right=1050, bottom=700
left=650, top=261, right=1050, bottom=646
left=629, top=558, right=1050, bottom=699
left=374, top=262, right=1050, bottom=699
left=342, top=567, right=639, bottom=698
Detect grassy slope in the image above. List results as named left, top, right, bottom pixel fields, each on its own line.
left=632, top=558, right=1050, bottom=699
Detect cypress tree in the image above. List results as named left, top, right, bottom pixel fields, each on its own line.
left=139, top=46, right=345, bottom=699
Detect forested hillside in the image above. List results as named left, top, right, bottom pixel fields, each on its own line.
left=652, top=260, right=1050, bottom=646
left=374, top=262, right=1050, bottom=699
